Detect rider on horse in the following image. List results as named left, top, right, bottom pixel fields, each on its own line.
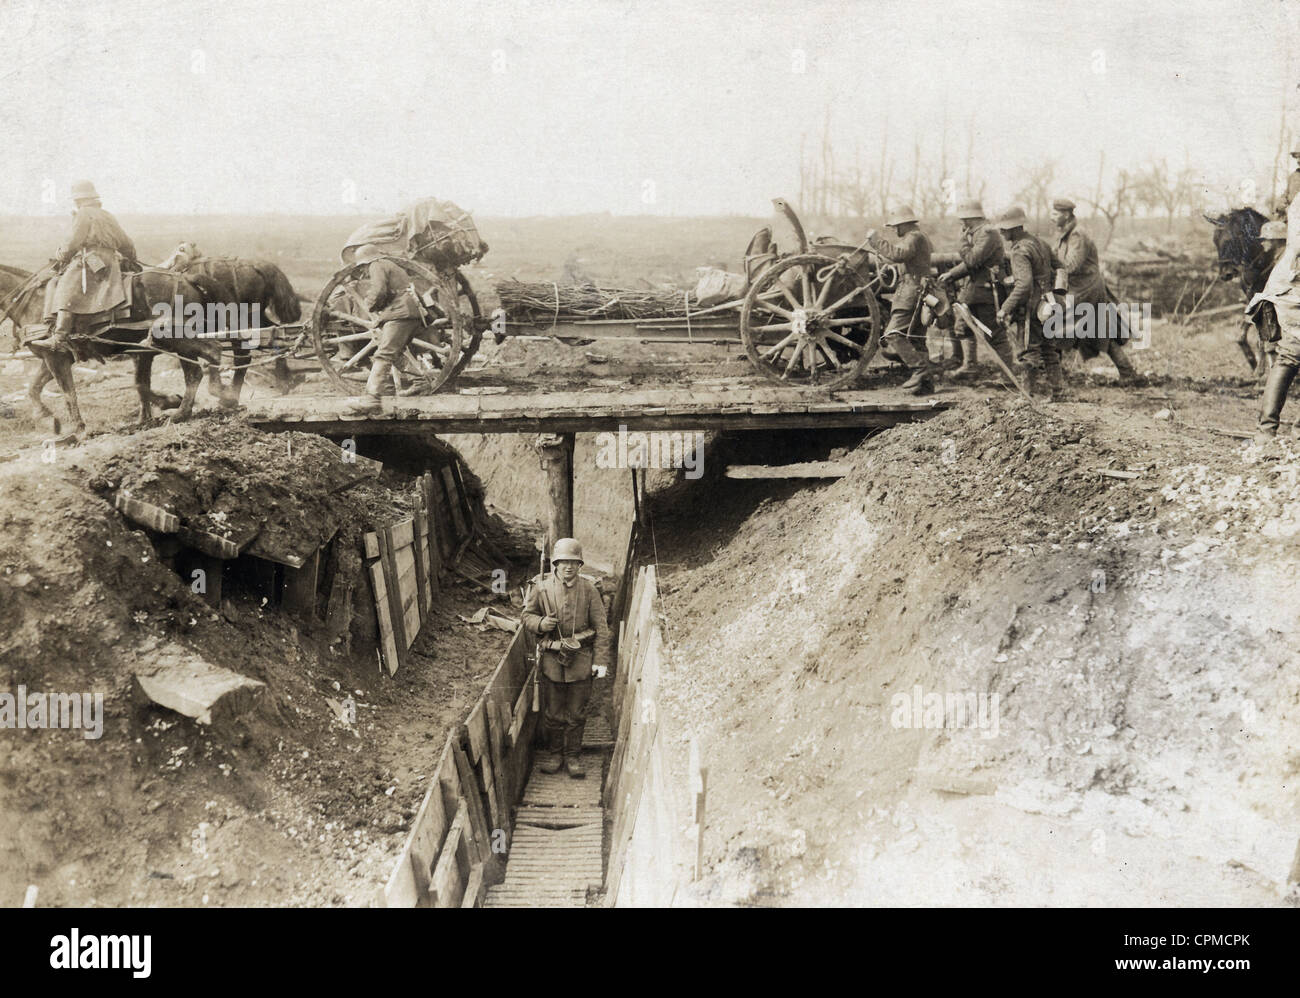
left=35, top=180, right=139, bottom=352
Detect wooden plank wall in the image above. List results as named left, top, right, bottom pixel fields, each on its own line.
left=364, top=461, right=473, bottom=676
left=376, top=624, right=538, bottom=907
left=605, top=563, right=687, bottom=907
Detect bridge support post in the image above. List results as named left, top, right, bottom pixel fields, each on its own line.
left=535, top=432, right=575, bottom=551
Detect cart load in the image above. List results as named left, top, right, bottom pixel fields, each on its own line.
left=340, top=198, right=489, bottom=268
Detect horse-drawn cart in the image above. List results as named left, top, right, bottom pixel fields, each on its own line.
left=308, top=200, right=913, bottom=395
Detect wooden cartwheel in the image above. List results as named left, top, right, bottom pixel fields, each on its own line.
left=739, top=249, right=883, bottom=390
left=311, top=255, right=481, bottom=396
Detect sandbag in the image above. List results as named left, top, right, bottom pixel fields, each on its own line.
left=693, top=267, right=746, bottom=307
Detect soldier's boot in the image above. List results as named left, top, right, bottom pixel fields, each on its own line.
left=343, top=359, right=392, bottom=414
left=1255, top=361, right=1298, bottom=444
left=1107, top=339, right=1138, bottom=385
left=34, top=311, right=75, bottom=351
left=537, top=720, right=563, bottom=773
left=892, top=335, right=938, bottom=395
left=1042, top=349, right=1066, bottom=401
left=952, top=337, right=978, bottom=378
left=1020, top=363, right=1041, bottom=398
left=562, top=724, right=586, bottom=778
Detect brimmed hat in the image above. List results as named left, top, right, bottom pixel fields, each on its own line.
left=70, top=180, right=100, bottom=202
left=995, top=206, right=1027, bottom=230
left=886, top=204, right=918, bottom=226
left=955, top=199, right=985, bottom=219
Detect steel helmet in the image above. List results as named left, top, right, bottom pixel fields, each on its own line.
left=552, top=537, right=584, bottom=563
left=1051, top=197, right=1076, bottom=212
left=995, top=206, right=1028, bottom=230
left=70, top=180, right=100, bottom=201
left=1261, top=220, right=1289, bottom=240
left=886, top=204, right=918, bottom=226
left=955, top=199, right=985, bottom=219
left=353, top=243, right=382, bottom=264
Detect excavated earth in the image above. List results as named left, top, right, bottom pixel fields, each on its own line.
left=646, top=398, right=1300, bottom=906
left=1, top=314, right=1297, bottom=907
left=0, top=418, right=528, bottom=907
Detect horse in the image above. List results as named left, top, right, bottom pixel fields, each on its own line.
left=0, top=266, right=236, bottom=439
left=160, top=242, right=301, bottom=395
left=1205, top=207, right=1272, bottom=376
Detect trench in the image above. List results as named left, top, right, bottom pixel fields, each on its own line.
left=380, top=427, right=876, bottom=907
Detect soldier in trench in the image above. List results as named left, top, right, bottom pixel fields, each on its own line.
left=522, top=538, right=611, bottom=779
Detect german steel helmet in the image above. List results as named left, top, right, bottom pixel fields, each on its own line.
left=552, top=537, right=584, bottom=563
left=70, top=180, right=100, bottom=201
left=1260, top=220, right=1288, bottom=240
left=886, top=204, right=918, bottom=226
left=996, top=206, right=1028, bottom=230
left=353, top=243, right=382, bottom=263
left=1051, top=197, right=1076, bottom=212
left=955, top=199, right=984, bottom=219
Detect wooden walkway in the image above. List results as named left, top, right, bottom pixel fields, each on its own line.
left=483, top=713, right=613, bottom=908
left=244, top=386, right=949, bottom=436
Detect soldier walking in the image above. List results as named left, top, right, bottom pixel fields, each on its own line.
left=36, top=180, right=139, bottom=352
left=344, top=243, right=428, bottom=413
left=1251, top=205, right=1300, bottom=442
left=1051, top=198, right=1138, bottom=384
left=936, top=199, right=1017, bottom=378
left=995, top=206, right=1063, bottom=400
left=866, top=205, right=939, bottom=395
left=522, top=538, right=611, bottom=779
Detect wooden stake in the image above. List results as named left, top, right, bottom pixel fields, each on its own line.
left=535, top=432, right=575, bottom=546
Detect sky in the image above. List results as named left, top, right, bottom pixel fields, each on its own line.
left=0, top=0, right=1296, bottom=217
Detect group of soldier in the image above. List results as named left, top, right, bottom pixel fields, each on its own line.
left=26, top=168, right=1300, bottom=434
left=862, top=197, right=1137, bottom=401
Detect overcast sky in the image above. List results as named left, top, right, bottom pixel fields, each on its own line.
left=0, top=0, right=1295, bottom=217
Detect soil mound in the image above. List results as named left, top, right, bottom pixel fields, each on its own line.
left=652, top=399, right=1300, bottom=905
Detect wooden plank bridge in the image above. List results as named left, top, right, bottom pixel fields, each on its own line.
left=244, top=386, right=951, bottom=436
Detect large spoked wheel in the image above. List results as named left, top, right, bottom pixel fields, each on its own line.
left=739, top=253, right=881, bottom=390
left=310, top=255, right=464, bottom=396
left=447, top=270, right=483, bottom=382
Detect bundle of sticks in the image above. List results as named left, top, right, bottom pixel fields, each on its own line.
left=495, top=279, right=697, bottom=321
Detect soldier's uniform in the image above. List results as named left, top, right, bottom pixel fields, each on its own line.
left=344, top=245, right=428, bottom=409
left=867, top=205, right=936, bottom=393
left=521, top=539, right=611, bottom=777
left=937, top=199, right=1016, bottom=375
left=997, top=206, right=1062, bottom=396
left=1250, top=208, right=1300, bottom=441
left=1277, top=144, right=1300, bottom=219
left=41, top=181, right=138, bottom=345
left=1053, top=198, right=1136, bottom=381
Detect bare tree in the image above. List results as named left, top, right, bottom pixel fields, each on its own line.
left=1015, top=161, right=1057, bottom=226
left=832, top=144, right=874, bottom=219
left=1133, top=159, right=1199, bottom=229
left=1082, top=168, right=1134, bottom=250
left=876, top=120, right=895, bottom=219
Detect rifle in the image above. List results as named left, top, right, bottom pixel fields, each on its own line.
left=531, top=543, right=544, bottom=712
left=950, top=301, right=1033, bottom=400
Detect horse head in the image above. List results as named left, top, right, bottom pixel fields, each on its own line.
left=161, top=241, right=202, bottom=270
left=1207, top=207, right=1266, bottom=283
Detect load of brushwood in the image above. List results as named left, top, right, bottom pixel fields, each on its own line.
left=495, top=280, right=700, bottom=321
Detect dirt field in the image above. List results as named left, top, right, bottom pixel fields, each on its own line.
left=1, top=213, right=1294, bottom=908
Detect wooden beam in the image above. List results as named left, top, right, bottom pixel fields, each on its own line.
left=535, top=432, right=574, bottom=548
left=725, top=461, right=852, bottom=479
left=114, top=492, right=179, bottom=533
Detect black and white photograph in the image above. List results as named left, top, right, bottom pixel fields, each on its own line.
left=0, top=0, right=1295, bottom=961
